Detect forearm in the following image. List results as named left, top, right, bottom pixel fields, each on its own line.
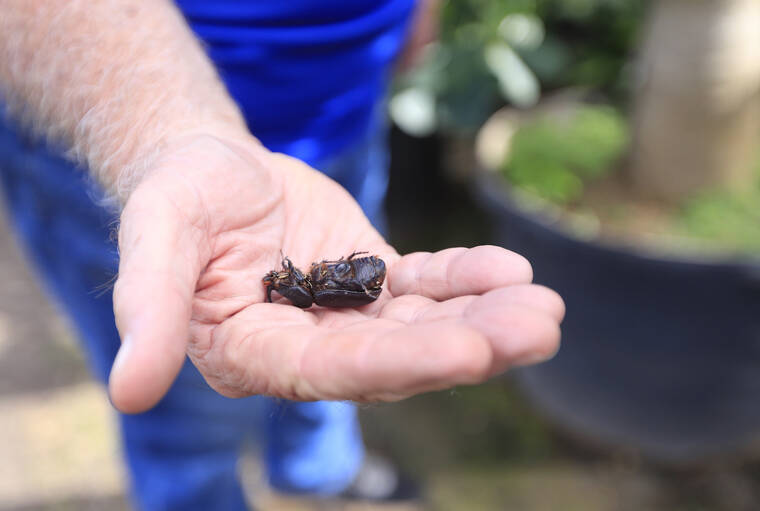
left=0, top=0, right=249, bottom=205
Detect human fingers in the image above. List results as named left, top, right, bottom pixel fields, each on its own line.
left=378, top=284, right=564, bottom=324
left=378, top=284, right=562, bottom=373
left=388, top=246, right=533, bottom=301
left=193, top=282, right=562, bottom=402
left=191, top=304, right=495, bottom=402
left=109, top=186, right=208, bottom=413
left=465, top=298, right=561, bottom=375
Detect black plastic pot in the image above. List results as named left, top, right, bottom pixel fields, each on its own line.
left=475, top=173, right=760, bottom=464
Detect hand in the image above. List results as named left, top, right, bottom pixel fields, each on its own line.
left=108, top=134, right=564, bottom=413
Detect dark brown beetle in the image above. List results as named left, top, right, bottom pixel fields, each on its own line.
left=263, top=252, right=386, bottom=308
left=309, top=251, right=386, bottom=307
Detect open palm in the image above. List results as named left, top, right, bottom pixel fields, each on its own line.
left=109, top=134, right=564, bottom=413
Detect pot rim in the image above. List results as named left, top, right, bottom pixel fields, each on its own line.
left=474, top=170, right=760, bottom=274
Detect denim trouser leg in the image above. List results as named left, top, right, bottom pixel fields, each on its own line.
left=0, top=118, right=389, bottom=509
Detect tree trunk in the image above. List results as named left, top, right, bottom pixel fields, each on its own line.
left=628, top=0, right=760, bottom=202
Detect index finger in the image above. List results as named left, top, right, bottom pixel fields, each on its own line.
left=388, top=246, right=533, bottom=301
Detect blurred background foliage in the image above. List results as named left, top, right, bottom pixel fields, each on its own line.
left=676, top=165, right=760, bottom=254
left=390, top=0, right=760, bottom=257
left=502, top=104, right=628, bottom=204
left=391, top=0, right=647, bottom=136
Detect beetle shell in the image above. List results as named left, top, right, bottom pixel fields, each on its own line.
left=309, top=253, right=386, bottom=308
left=263, top=252, right=386, bottom=308
left=314, top=287, right=382, bottom=307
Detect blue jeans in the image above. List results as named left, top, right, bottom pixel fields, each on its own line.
left=0, top=118, right=389, bottom=510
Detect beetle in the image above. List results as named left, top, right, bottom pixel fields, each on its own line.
left=262, top=252, right=386, bottom=308
left=309, top=251, right=386, bottom=307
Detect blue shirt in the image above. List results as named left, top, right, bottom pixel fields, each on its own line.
left=175, top=0, right=415, bottom=166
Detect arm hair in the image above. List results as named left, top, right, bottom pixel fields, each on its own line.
left=0, top=1, right=249, bottom=206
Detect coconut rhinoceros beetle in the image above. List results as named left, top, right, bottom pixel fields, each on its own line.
left=263, top=252, right=386, bottom=308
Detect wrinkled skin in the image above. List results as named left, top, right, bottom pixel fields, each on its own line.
left=109, top=134, right=565, bottom=413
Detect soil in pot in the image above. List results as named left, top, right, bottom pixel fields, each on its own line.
left=479, top=99, right=760, bottom=261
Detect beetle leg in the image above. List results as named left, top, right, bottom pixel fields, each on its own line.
left=347, top=251, right=369, bottom=260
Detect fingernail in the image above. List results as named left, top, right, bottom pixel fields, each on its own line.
left=512, top=348, right=558, bottom=367
left=110, top=334, right=133, bottom=381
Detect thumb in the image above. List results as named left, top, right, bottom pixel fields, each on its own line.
left=109, top=191, right=205, bottom=413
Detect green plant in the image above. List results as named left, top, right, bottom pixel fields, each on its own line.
left=501, top=105, right=628, bottom=204
left=390, top=0, right=646, bottom=136
left=676, top=159, right=760, bottom=254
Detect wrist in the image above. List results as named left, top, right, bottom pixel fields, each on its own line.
left=1, top=0, right=257, bottom=208
left=108, top=122, right=260, bottom=209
